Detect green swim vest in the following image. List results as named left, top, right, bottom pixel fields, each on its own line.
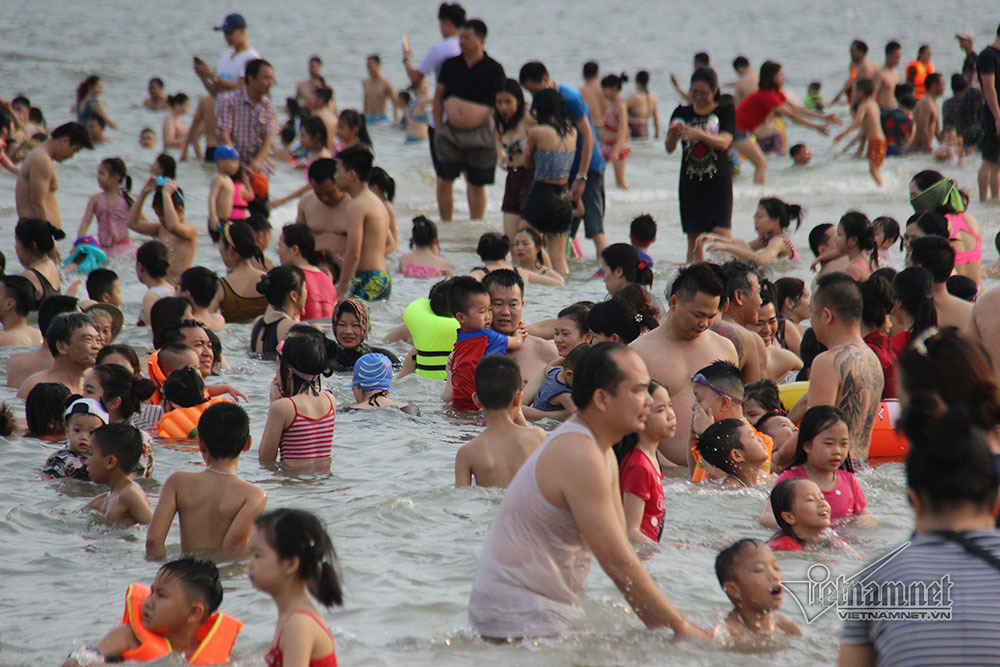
left=403, top=298, right=458, bottom=380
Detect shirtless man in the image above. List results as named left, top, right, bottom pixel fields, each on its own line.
left=18, top=313, right=99, bottom=399
left=126, top=179, right=198, bottom=285
left=787, top=273, right=883, bottom=462
left=873, top=41, right=902, bottom=110
left=579, top=61, right=604, bottom=132
left=967, top=286, right=1000, bottom=379
left=832, top=40, right=878, bottom=105
left=362, top=55, right=397, bottom=124
left=6, top=295, right=77, bottom=388
left=312, top=88, right=338, bottom=151
left=296, top=55, right=327, bottom=111
left=15, top=122, right=92, bottom=230
left=725, top=56, right=758, bottom=104
left=909, top=235, right=972, bottom=329
left=0, top=276, right=42, bottom=347
left=714, top=261, right=766, bottom=383
left=468, top=343, right=707, bottom=641
left=910, top=73, right=945, bottom=153
left=296, top=158, right=352, bottom=261
left=334, top=146, right=390, bottom=301
left=631, top=264, right=738, bottom=465
left=482, top=269, right=558, bottom=382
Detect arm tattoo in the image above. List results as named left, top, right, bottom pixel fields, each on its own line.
left=833, top=343, right=884, bottom=461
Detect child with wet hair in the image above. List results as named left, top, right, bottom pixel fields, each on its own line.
left=522, top=343, right=590, bottom=421
left=742, top=379, right=785, bottom=426
left=25, top=382, right=71, bottom=439
left=695, top=419, right=771, bottom=488
left=84, top=423, right=152, bottom=525
left=714, top=538, right=801, bottom=643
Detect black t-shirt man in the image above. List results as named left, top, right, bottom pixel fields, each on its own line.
left=438, top=53, right=505, bottom=106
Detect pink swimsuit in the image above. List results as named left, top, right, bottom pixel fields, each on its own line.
left=400, top=254, right=446, bottom=278
left=95, top=192, right=132, bottom=252
left=231, top=183, right=250, bottom=221
left=947, top=212, right=982, bottom=266
left=756, top=232, right=800, bottom=261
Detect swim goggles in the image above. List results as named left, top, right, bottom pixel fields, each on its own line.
left=691, top=372, right=743, bottom=405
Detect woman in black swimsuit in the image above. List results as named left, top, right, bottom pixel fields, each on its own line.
left=250, top=265, right=306, bottom=359
left=16, top=218, right=65, bottom=305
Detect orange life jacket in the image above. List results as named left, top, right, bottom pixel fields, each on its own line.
left=147, top=349, right=166, bottom=405
left=690, top=422, right=774, bottom=483
left=157, top=396, right=232, bottom=440
left=119, top=583, right=242, bottom=665
left=906, top=59, right=934, bottom=99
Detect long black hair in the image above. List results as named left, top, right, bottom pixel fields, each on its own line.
left=493, top=78, right=526, bottom=134
left=530, top=88, right=574, bottom=138
left=254, top=509, right=344, bottom=608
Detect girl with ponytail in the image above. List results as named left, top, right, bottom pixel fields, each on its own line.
left=250, top=508, right=343, bottom=667
left=836, top=211, right=878, bottom=280
left=16, top=217, right=66, bottom=300
left=890, top=267, right=937, bottom=355
left=78, top=157, right=135, bottom=253
left=701, top=197, right=804, bottom=264
left=277, top=223, right=339, bottom=320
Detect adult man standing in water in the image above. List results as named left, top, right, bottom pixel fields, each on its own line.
left=713, top=261, right=766, bottom=383
left=873, top=41, right=902, bottom=110
left=631, top=264, right=737, bottom=465
left=403, top=3, right=465, bottom=221
left=432, top=18, right=506, bottom=221
left=334, top=146, right=390, bottom=301
left=976, top=26, right=1000, bottom=201
left=297, top=158, right=352, bottom=261
left=482, top=270, right=557, bottom=381
left=468, top=343, right=708, bottom=640
left=216, top=59, right=278, bottom=178
left=832, top=40, right=878, bottom=106
left=15, top=122, right=92, bottom=230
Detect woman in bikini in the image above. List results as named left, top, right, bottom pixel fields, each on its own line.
left=218, top=221, right=268, bottom=324
left=494, top=78, right=533, bottom=242
left=16, top=217, right=65, bottom=302
left=600, top=73, right=631, bottom=189
left=909, top=170, right=982, bottom=284
left=626, top=70, right=660, bottom=140
left=398, top=216, right=453, bottom=278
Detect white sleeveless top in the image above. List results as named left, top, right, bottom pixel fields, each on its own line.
left=468, top=417, right=606, bottom=638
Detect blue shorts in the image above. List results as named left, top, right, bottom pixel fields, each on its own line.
left=570, top=170, right=605, bottom=239
left=366, top=113, right=390, bottom=125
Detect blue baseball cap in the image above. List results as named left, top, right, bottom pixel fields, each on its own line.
left=349, top=353, right=393, bottom=391
left=214, top=13, right=247, bottom=32
left=214, top=144, right=240, bottom=162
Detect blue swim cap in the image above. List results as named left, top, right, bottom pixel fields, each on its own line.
left=214, top=145, right=240, bottom=162
left=349, top=353, right=393, bottom=391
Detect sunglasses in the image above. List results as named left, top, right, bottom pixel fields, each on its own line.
left=691, top=372, right=743, bottom=405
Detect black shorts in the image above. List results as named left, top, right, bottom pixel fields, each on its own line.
left=204, top=146, right=216, bottom=162
left=522, top=182, right=573, bottom=235
left=982, top=115, right=1000, bottom=164
left=501, top=167, right=535, bottom=214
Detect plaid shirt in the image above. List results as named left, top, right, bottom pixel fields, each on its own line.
left=215, top=88, right=278, bottom=174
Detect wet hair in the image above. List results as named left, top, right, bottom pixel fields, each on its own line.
left=0, top=275, right=37, bottom=316
left=629, top=214, right=657, bottom=243
left=25, top=383, right=70, bottom=437
left=51, top=122, right=93, bottom=149
left=582, top=61, right=598, bottom=79
left=45, top=312, right=95, bottom=356
left=338, top=110, right=373, bottom=153
left=91, top=422, right=143, bottom=473
left=519, top=61, right=549, bottom=86
left=96, top=343, right=140, bottom=374
left=16, top=218, right=65, bottom=256
left=336, top=144, right=374, bottom=182
left=571, top=342, right=629, bottom=410
left=481, top=268, right=524, bottom=299
left=462, top=18, right=487, bottom=39
left=38, top=295, right=78, bottom=336
left=530, top=88, right=574, bottom=137
left=155, top=153, right=176, bottom=179
left=279, top=331, right=331, bottom=396
left=744, top=379, right=784, bottom=423
left=299, top=116, right=329, bottom=150
left=910, top=170, right=968, bottom=215
left=557, top=302, right=591, bottom=336
left=253, top=509, right=343, bottom=608
left=90, top=363, right=156, bottom=419
left=807, top=223, right=834, bottom=257
left=902, top=397, right=999, bottom=513
left=719, top=260, right=758, bottom=305
left=813, top=272, right=862, bottom=323
left=796, top=327, right=827, bottom=381
left=602, top=243, right=653, bottom=287
left=256, top=265, right=305, bottom=309
left=690, top=67, right=720, bottom=101
left=872, top=216, right=900, bottom=246
left=774, top=277, right=805, bottom=317
left=586, top=297, right=644, bottom=344
left=694, top=359, right=744, bottom=401
left=839, top=211, right=878, bottom=266
left=758, top=61, right=783, bottom=91
left=475, top=231, right=509, bottom=261
left=770, top=478, right=809, bottom=545
left=732, top=56, right=750, bottom=70
left=222, top=220, right=266, bottom=266
left=494, top=78, right=526, bottom=134
left=946, top=275, right=978, bottom=302
left=198, top=402, right=250, bottom=459
left=787, top=405, right=850, bottom=469
left=860, top=273, right=894, bottom=330
left=758, top=197, right=804, bottom=231
left=308, top=157, right=337, bottom=184
left=150, top=299, right=193, bottom=349
left=695, top=418, right=747, bottom=475
left=892, top=267, right=937, bottom=336
left=635, top=70, right=650, bottom=88
left=368, top=167, right=395, bottom=202
left=410, top=216, right=438, bottom=249
left=668, top=262, right=725, bottom=302
left=446, top=276, right=488, bottom=316
left=615, top=284, right=660, bottom=329
left=162, top=367, right=207, bottom=408
left=428, top=277, right=454, bottom=317
left=908, top=235, right=954, bottom=283
left=157, top=557, right=224, bottom=618
left=600, top=73, right=628, bottom=90
left=151, top=185, right=185, bottom=215
left=474, top=354, right=522, bottom=410
left=715, top=538, right=761, bottom=588
left=178, top=267, right=220, bottom=309
left=789, top=143, right=807, bottom=158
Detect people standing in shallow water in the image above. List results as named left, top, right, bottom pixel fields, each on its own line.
left=330, top=298, right=400, bottom=372
left=343, top=352, right=420, bottom=415
left=700, top=197, right=803, bottom=265
left=494, top=78, right=533, bottom=243
left=398, top=216, right=453, bottom=278
left=277, top=223, right=338, bottom=321
left=334, top=146, right=390, bottom=301
left=626, top=70, right=659, bottom=139
left=217, top=221, right=268, bottom=323
left=15, top=122, right=93, bottom=230
left=250, top=265, right=306, bottom=359
left=600, top=73, right=630, bottom=189
left=16, top=217, right=65, bottom=300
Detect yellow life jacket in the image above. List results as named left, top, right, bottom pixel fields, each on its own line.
left=402, top=298, right=458, bottom=380
left=157, top=396, right=231, bottom=440
left=119, top=583, right=242, bottom=665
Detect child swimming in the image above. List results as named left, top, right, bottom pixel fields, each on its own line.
left=766, top=477, right=852, bottom=552
left=41, top=397, right=109, bottom=481
left=714, top=539, right=801, bottom=643
left=84, top=423, right=152, bottom=526
left=701, top=197, right=803, bottom=265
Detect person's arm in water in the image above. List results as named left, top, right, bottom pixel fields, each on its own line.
left=121, top=484, right=153, bottom=525
left=145, top=474, right=179, bottom=559
left=705, top=236, right=787, bottom=265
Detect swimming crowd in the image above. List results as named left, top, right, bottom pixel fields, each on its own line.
left=4, top=5, right=1000, bottom=665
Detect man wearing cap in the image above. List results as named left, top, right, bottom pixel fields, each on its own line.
left=195, top=13, right=260, bottom=94
left=15, top=122, right=93, bottom=230
left=216, top=58, right=279, bottom=177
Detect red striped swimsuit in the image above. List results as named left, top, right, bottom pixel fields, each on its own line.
left=279, top=394, right=336, bottom=461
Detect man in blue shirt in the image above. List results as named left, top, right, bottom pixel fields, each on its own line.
left=520, top=62, right=608, bottom=260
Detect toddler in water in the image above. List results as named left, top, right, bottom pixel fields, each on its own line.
left=455, top=355, right=545, bottom=488
left=714, top=539, right=801, bottom=643
left=84, top=423, right=152, bottom=526
left=64, top=558, right=240, bottom=666
left=41, top=398, right=109, bottom=481
left=343, top=352, right=420, bottom=415
left=207, top=145, right=248, bottom=240
left=522, top=342, right=589, bottom=421
left=695, top=419, right=772, bottom=488
left=616, top=381, right=676, bottom=544
left=249, top=509, right=342, bottom=667
left=760, top=406, right=872, bottom=527
left=77, top=157, right=134, bottom=253
left=700, top=197, right=803, bottom=264
left=766, top=477, right=852, bottom=552
left=146, top=402, right=267, bottom=559
left=398, top=216, right=452, bottom=278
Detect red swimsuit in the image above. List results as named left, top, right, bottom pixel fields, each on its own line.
left=265, top=610, right=338, bottom=667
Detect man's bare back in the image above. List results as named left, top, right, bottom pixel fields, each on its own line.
left=579, top=82, right=604, bottom=133
left=935, top=291, right=973, bottom=329
left=728, top=72, right=758, bottom=104
left=911, top=97, right=939, bottom=152
left=296, top=191, right=352, bottom=262
left=15, top=145, right=60, bottom=227
left=6, top=347, right=51, bottom=387
left=455, top=421, right=546, bottom=488
left=967, top=287, right=1000, bottom=378
left=874, top=66, right=899, bottom=109
left=857, top=99, right=885, bottom=140
left=350, top=188, right=389, bottom=273
left=810, top=342, right=883, bottom=461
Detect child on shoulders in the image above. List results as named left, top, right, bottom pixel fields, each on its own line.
left=42, top=398, right=108, bottom=481
left=146, top=402, right=267, bottom=559
left=522, top=343, right=589, bottom=421
left=455, top=355, right=546, bottom=488
left=84, top=423, right=152, bottom=526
